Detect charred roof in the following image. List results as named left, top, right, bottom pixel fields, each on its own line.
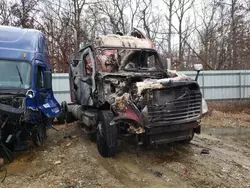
left=94, top=34, right=154, bottom=49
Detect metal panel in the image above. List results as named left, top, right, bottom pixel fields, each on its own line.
left=181, top=70, right=250, bottom=100
left=52, top=70, right=250, bottom=103
left=52, top=73, right=71, bottom=104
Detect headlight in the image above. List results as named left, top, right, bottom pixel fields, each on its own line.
left=201, top=98, right=208, bottom=114
left=26, top=90, right=35, bottom=98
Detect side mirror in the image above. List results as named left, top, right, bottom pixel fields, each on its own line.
left=194, top=64, right=203, bottom=71
left=194, top=64, right=203, bottom=81
left=44, top=71, right=52, bottom=89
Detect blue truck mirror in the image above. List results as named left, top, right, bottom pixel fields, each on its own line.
left=44, top=71, right=52, bottom=89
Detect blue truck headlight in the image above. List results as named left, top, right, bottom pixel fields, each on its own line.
left=26, top=90, right=35, bottom=98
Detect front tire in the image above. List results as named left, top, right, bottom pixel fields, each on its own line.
left=96, top=111, right=118, bottom=158
left=57, top=113, right=65, bottom=124
left=32, top=123, right=47, bottom=146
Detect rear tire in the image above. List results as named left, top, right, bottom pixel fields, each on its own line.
left=62, top=102, right=75, bottom=123
left=96, top=111, right=118, bottom=158
left=65, top=112, right=74, bottom=123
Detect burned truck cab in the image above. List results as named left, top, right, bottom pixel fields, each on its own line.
left=0, top=26, right=61, bottom=161
left=66, top=34, right=208, bottom=158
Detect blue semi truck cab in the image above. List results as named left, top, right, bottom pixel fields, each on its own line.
left=0, top=25, right=61, bottom=161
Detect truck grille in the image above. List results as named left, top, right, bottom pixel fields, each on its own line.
left=147, top=85, right=202, bottom=127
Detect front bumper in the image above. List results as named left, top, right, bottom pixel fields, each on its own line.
left=146, top=121, right=200, bottom=145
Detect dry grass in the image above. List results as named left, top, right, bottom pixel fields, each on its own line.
left=207, top=100, right=250, bottom=114
left=202, top=101, right=250, bottom=128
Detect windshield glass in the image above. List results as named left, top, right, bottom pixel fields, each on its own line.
left=0, top=60, right=31, bottom=89
left=95, top=49, right=164, bottom=73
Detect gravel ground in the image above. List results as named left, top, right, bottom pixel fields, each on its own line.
left=1, top=110, right=250, bottom=188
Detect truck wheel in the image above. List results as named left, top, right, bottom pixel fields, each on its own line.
left=0, top=144, right=14, bottom=163
left=32, top=123, right=47, bottom=146
left=57, top=113, right=65, bottom=124
left=62, top=102, right=75, bottom=123
left=65, top=112, right=74, bottom=123
left=96, top=111, right=118, bottom=158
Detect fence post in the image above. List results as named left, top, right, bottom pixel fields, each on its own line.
left=239, top=72, right=241, bottom=100
left=202, top=72, right=205, bottom=98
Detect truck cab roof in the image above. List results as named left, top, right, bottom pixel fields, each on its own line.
left=94, top=34, right=154, bottom=49
left=0, top=26, right=49, bottom=67
left=0, top=25, right=43, bottom=52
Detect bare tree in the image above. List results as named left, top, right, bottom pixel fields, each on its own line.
left=71, top=0, right=87, bottom=52
left=95, top=0, right=130, bottom=34
left=195, top=0, right=218, bottom=69
left=136, top=0, right=163, bottom=42
left=128, top=0, right=141, bottom=29
left=1, top=0, right=250, bottom=72
left=229, top=0, right=237, bottom=69
left=195, top=0, right=250, bottom=70
left=10, top=0, right=39, bottom=28
left=0, top=0, right=12, bottom=25
left=163, top=0, right=176, bottom=62
left=174, top=0, right=195, bottom=63
left=38, top=0, right=74, bottom=72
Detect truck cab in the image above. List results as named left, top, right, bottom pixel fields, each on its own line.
left=0, top=26, right=61, bottom=161
left=64, top=34, right=208, bottom=158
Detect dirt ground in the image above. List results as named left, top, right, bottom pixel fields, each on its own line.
left=1, top=106, right=250, bottom=188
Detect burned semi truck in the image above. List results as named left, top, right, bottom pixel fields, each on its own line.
left=63, top=34, right=208, bottom=158
left=0, top=26, right=61, bottom=161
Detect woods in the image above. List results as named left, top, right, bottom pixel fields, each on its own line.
left=0, top=0, right=249, bottom=72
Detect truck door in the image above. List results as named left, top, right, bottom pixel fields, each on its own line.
left=76, top=47, right=96, bottom=106
left=36, top=65, right=60, bottom=118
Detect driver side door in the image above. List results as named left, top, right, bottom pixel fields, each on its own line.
left=75, top=47, right=96, bottom=106
left=36, top=64, right=60, bottom=118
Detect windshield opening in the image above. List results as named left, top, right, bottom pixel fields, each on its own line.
left=94, top=48, right=164, bottom=73
left=0, top=60, right=31, bottom=89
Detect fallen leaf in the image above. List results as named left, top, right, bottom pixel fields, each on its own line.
left=66, top=142, right=71, bottom=147
left=54, top=161, right=61, bottom=165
